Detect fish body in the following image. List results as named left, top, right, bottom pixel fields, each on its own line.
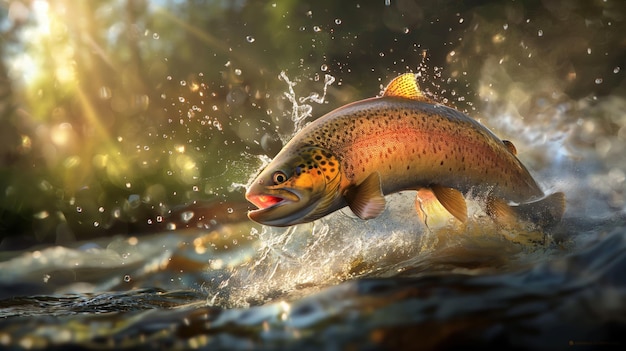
left=246, top=74, right=564, bottom=227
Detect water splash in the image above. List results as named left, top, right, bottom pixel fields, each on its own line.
left=278, top=71, right=335, bottom=133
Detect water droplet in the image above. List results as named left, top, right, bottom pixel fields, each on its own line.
left=147, top=219, right=153, bottom=225
left=180, top=80, right=187, bottom=86
left=76, top=207, right=82, bottom=213
left=167, top=222, right=177, bottom=230
left=192, top=185, right=199, bottom=192
left=126, top=182, right=132, bottom=189
left=156, top=215, right=163, bottom=223
left=335, top=18, right=342, bottom=25
left=181, top=211, right=195, bottom=223
left=93, top=221, right=99, bottom=227
left=459, top=18, right=464, bottom=24
left=98, top=207, right=105, bottom=213
left=227, top=207, right=234, bottom=214
left=614, top=66, right=621, bottom=74
left=403, top=27, right=410, bottom=34
left=99, top=86, right=111, bottom=100
left=128, top=194, right=141, bottom=208
left=246, top=35, right=255, bottom=43
left=166, top=75, right=172, bottom=81
left=537, top=29, right=543, bottom=36
left=123, top=274, right=132, bottom=283
left=587, top=48, right=592, bottom=54
left=503, top=23, right=508, bottom=30
left=34, top=210, right=49, bottom=219
left=213, top=120, right=223, bottom=130
left=152, top=33, right=159, bottom=39
left=313, top=25, right=321, bottom=32
left=320, top=64, right=328, bottom=71
left=234, top=68, right=242, bottom=76
left=595, top=78, right=603, bottom=84
left=379, top=52, right=385, bottom=57
left=43, top=274, right=51, bottom=283
left=179, top=96, right=186, bottom=102
left=385, top=0, right=391, bottom=6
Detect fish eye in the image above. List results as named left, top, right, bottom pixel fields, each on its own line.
left=272, top=171, right=288, bottom=184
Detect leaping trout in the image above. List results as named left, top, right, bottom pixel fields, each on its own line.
left=245, top=73, right=565, bottom=228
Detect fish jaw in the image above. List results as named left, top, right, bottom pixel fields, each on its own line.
left=245, top=183, right=312, bottom=226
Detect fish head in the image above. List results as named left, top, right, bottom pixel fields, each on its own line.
left=246, top=146, right=342, bottom=226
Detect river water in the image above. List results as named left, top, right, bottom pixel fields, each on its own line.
left=1, top=1, right=625, bottom=350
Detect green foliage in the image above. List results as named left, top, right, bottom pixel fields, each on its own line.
left=0, top=0, right=623, bottom=246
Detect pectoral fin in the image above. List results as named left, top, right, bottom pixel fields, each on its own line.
left=430, top=185, right=468, bottom=223
left=344, top=172, right=386, bottom=220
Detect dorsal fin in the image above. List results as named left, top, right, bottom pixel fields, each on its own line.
left=382, top=73, right=431, bottom=102
left=502, top=140, right=517, bottom=155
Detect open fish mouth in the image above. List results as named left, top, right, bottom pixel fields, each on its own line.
left=247, top=194, right=288, bottom=211
left=246, top=189, right=301, bottom=213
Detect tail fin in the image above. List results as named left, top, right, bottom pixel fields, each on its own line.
left=487, top=192, right=566, bottom=229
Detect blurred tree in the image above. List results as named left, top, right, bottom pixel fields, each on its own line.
left=0, top=0, right=623, bottom=248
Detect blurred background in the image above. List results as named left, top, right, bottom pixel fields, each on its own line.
left=1, top=1, right=625, bottom=349
left=1, top=0, right=623, bottom=249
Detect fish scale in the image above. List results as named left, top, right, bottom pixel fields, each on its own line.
left=246, top=74, right=565, bottom=228
left=295, top=97, right=542, bottom=203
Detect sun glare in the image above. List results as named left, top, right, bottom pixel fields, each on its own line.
left=8, top=0, right=80, bottom=87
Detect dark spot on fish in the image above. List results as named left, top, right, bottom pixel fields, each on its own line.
left=330, top=168, right=335, bottom=173
left=315, top=155, right=322, bottom=161
left=440, top=161, right=444, bottom=166
left=317, top=170, right=322, bottom=175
